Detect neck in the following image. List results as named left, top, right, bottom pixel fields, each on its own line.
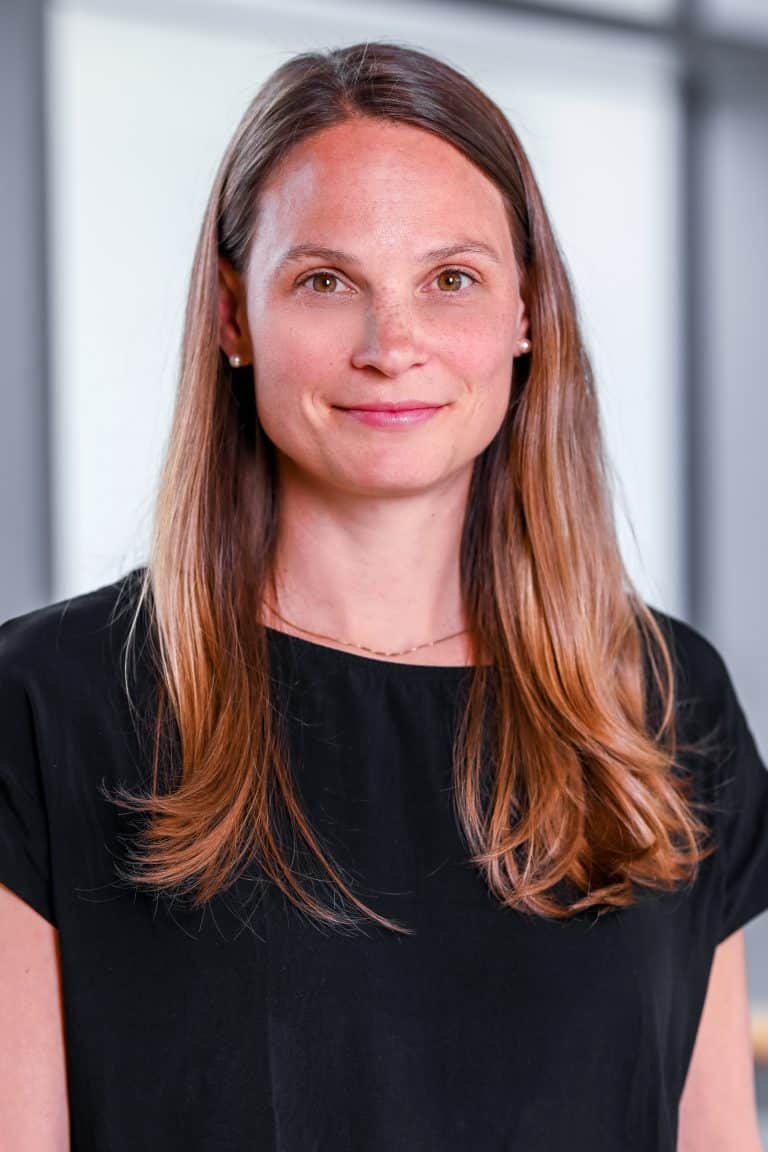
left=261, top=470, right=474, bottom=665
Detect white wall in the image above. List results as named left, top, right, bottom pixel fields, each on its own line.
left=46, top=0, right=684, bottom=617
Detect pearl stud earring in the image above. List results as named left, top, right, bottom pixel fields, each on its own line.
left=229, top=354, right=242, bottom=368
left=518, top=338, right=531, bottom=354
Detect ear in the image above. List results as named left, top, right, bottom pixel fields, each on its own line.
left=218, top=256, right=253, bottom=365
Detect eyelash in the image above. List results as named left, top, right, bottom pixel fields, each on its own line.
left=294, top=267, right=479, bottom=296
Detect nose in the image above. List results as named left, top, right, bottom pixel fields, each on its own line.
left=350, top=298, right=428, bottom=377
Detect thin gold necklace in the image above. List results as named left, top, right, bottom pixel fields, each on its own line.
left=262, top=600, right=468, bottom=658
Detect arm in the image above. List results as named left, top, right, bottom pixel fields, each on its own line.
left=0, top=882, right=70, bottom=1151
left=678, top=928, right=763, bottom=1151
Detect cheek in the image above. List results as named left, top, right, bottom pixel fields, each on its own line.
left=249, top=324, right=340, bottom=454
left=251, top=309, right=346, bottom=391
left=448, top=319, right=516, bottom=406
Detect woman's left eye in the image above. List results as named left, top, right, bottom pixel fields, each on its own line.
left=433, top=268, right=477, bottom=292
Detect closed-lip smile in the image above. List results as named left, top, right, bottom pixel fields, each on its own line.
left=333, top=401, right=448, bottom=428
left=335, top=400, right=445, bottom=411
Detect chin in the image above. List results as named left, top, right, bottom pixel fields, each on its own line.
left=332, top=459, right=468, bottom=497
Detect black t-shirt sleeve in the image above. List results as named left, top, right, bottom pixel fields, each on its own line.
left=0, top=617, right=56, bottom=926
left=709, top=652, right=768, bottom=944
left=647, top=609, right=768, bottom=947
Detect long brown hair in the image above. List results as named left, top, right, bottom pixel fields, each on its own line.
left=107, top=41, right=718, bottom=936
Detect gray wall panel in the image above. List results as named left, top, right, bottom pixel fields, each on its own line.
left=0, top=0, right=51, bottom=622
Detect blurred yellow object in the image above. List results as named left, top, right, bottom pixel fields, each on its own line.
left=752, top=1005, right=768, bottom=1063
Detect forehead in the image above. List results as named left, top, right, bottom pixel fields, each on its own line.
left=251, top=118, right=512, bottom=257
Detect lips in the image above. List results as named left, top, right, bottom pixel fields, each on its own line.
left=334, top=403, right=446, bottom=428
left=335, top=401, right=443, bottom=412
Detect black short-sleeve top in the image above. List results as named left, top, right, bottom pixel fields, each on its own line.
left=1, top=568, right=767, bottom=1151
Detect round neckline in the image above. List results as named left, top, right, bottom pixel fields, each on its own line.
left=263, top=624, right=486, bottom=676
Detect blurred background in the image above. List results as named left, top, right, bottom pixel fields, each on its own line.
left=1, top=0, right=767, bottom=1132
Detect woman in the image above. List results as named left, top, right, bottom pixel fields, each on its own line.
left=1, top=40, right=767, bottom=1151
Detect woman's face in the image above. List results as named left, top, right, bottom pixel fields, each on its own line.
left=219, top=117, right=528, bottom=498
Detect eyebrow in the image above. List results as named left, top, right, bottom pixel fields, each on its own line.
left=274, top=239, right=503, bottom=271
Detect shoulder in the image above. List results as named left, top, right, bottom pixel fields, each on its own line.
left=0, top=566, right=152, bottom=819
left=0, top=566, right=147, bottom=696
left=645, top=605, right=735, bottom=725
left=643, top=614, right=768, bottom=945
left=0, top=569, right=149, bottom=926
